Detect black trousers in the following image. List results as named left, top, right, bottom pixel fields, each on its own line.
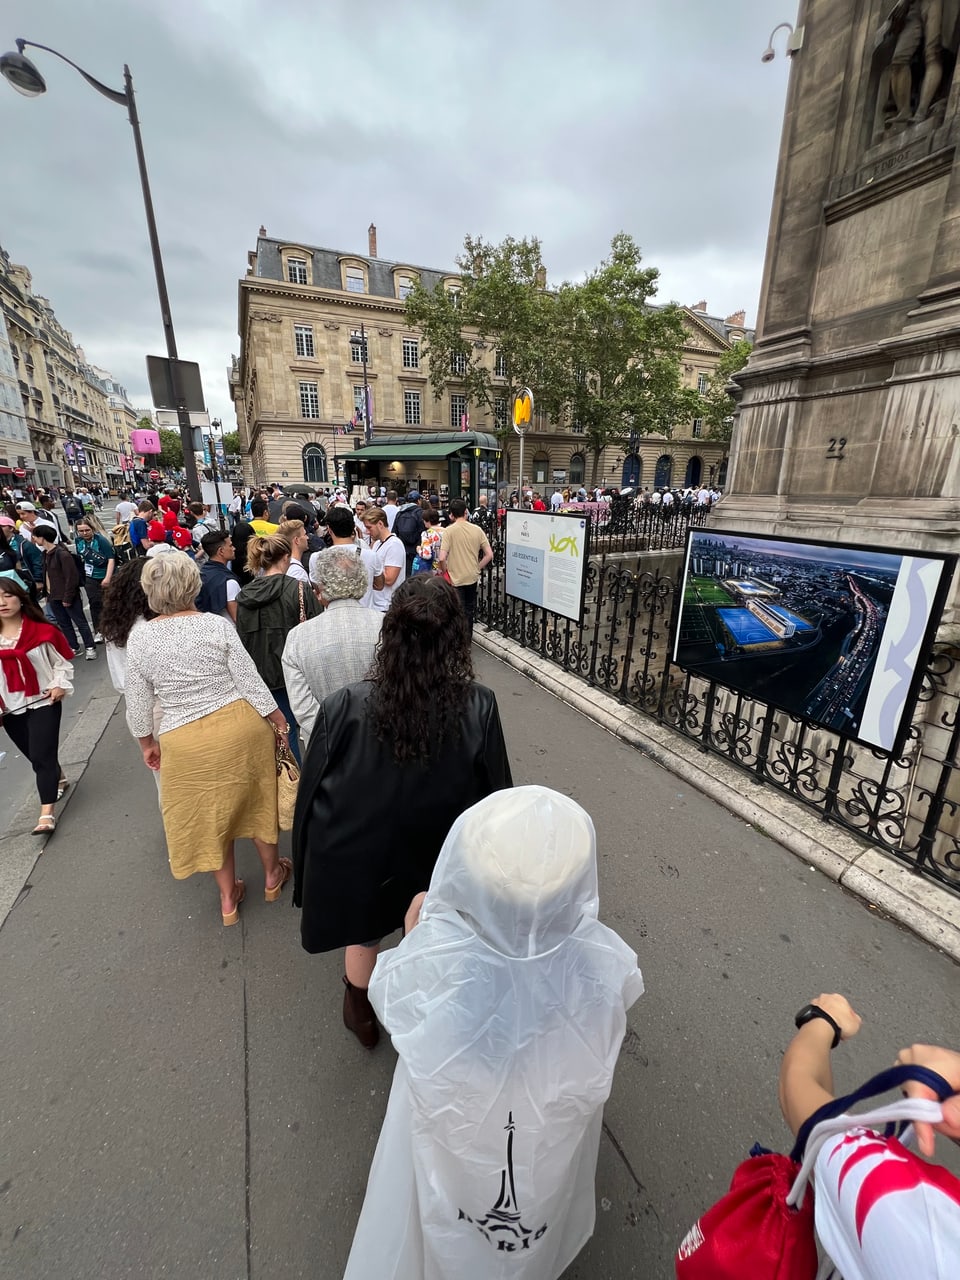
left=2, top=701, right=64, bottom=804
left=84, top=577, right=105, bottom=632
left=455, top=581, right=478, bottom=635
left=50, top=597, right=95, bottom=651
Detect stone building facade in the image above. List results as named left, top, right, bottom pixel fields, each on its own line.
left=0, top=245, right=123, bottom=491
left=230, top=228, right=752, bottom=493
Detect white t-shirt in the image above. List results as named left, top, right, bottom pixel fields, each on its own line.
left=814, top=1128, right=960, bottom=1280
left=116, top=500, right=137, bottom=523
left=224, top=577, right=242, bottom=622
left=384, top=504, right=399, bottom=532
left=550, top=492, right=563, bottom=510
left=286, top=558, right=310, bottom=585
left=372, top=533, right=405, bottom=612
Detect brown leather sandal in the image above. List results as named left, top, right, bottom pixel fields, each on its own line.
left=264, top=857, right=292, bottom=903
left=222, top=880, right=246, bottom=926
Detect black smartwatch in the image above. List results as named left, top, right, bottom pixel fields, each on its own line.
left=794, top=1003, right=842, bottom=1049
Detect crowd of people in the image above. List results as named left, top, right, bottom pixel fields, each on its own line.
left=3, top=477, right=958, bottom=1278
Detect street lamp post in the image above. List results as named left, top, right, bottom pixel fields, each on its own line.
left=1, top=38, right=202, bottom=500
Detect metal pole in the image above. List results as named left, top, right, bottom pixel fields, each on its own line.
left=360, top=322, right=371, bottom=446
left=208, top=419, right=226, bottom=532
left=518, top=433, right=525, bottom=510
left=122, top=66, right=200, bottom=501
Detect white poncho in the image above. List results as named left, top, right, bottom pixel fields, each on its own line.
left=343, top=785, right=645, bottom=1280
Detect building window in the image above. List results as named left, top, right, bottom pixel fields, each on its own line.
left=345, top=266, right=365, bottom=294
left=353, top=385, right=368, bottom=424
left=350, top=332, right=369, bottom=364
left=533, top=454, right=549, bottom=485
left=696, top=372, right=709, bottom=395
left=404, top=390, right=422, bottom=425
left=287, top=257, right=308, bottom=285
left=402, top=337, right=419, bottom=369
left=447, top=287, right=461, bottom=309
left=494, top=397, right=508, bottom=429
left=571, top=419, right=585, bottom=434
left=450, top=393, right=466, bottom=430
left=569, top=453, right=585, bottom=486
left=450, top=350, right=467, bottom=376
left=302, top=444, right=328, bottom=484
left=397, top=274, right=415, bottom=300
left=654, top=454, right=673, bottom=488
left=294, top=324, right=315, bottom=358
left=299, top=381, right=320, bottom=419
left=692, top=419, right=703, bottom=438
left=494, top=350, right=507, bottom=378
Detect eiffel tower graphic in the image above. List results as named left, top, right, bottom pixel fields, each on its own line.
left=474, top=1112, right=535, bottom=1240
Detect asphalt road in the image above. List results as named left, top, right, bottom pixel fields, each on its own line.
left=0, top=646, right=957, bottom=1279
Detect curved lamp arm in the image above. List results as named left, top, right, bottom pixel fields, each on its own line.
left=15, top=37, right=128, bottom=106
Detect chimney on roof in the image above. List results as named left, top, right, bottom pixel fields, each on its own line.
left=692, top=299, right=708, bottom=312
left=368, top=223, right=378, bottom=258
left=725, top=308, right=746, bottom=326
left=258, top=225, right=266, bottom=237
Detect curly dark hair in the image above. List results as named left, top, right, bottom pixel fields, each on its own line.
left=99, top=557, right=155, bottom=647
left=367, top=575, right=473, bottom=764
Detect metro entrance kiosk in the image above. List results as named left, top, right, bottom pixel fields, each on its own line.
left=342, top=431, right=500, bottom=513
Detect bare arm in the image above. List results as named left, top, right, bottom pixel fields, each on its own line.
left=778, top=993, right=862, bottom=1136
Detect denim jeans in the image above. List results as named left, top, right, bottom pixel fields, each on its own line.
left=50, top=596, right=95, bottom=651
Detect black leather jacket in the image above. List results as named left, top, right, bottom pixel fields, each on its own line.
left=292, top=680, right=512, bottom=952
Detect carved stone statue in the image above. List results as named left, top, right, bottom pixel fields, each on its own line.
left=875, top=0, right=951, bottom=125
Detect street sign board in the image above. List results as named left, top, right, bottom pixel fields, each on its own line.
left=504, top=510, right=590, bottom=625
left=145, top=356, right=205, bottom=413
left=149, top=469, right=161, bottom=480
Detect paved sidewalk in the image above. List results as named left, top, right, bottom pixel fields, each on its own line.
left=1, top=649, right=957, bottom=1279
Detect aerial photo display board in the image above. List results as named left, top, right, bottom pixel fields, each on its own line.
left=674, top=530, right=955, bottom=754
left=504, top=511, right=590, bottom=625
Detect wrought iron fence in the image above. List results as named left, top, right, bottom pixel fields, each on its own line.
left=555, top=498, right=709, bottom=553
left=477, top=550, right=960, bottom=896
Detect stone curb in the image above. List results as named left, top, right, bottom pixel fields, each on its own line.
left=475, top=629, right=960, bottom=964
left=0, top=692, right=121, bottom=930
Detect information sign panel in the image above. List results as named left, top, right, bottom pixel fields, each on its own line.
left=674, top=528, right=956, bottom=755
left=504, top=510, right=590, bottom=625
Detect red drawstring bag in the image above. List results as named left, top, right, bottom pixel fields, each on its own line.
left=675, top=1064, right=954, bottom=1280
left=676, top=1146, right=817, bottom=1280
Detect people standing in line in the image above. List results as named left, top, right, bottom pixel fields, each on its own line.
left=277, top=519, right=311, bottom=587
left=437, top=497, right=493, bottom=636
left=281, top=546, right=384, bottom=748
left=196, top=531, right=241, bottom=622
left=0, top=577, right=75, bottom=835
left=235, top=531, right=319, bottom=765
left=391, top=490, right=426, bottom=576
left=343, top=786, right=644, bottom=1280
left=292, top=574, right=512, bottom=1050
left=362, top=506, right=406, bottom=612
left=248, top=498, right=278, bottom=538
left=412, top=508, right=443, bottom=574
left=470, top=492, right=497, bottom=540
left=129, top=501, right=154, bottom=558
left=124, top=553, right=294, bottom=926
left=99, top=557, right=155, bottom=694
left=74, top=512, right=116, bottom=641
left=317, top=504, right=377, bottom=608
left=30, top=523, right=97, bottom=660
left=229, top=519, right=256, bottom=588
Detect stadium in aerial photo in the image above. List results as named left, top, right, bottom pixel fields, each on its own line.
left=674, top=531, right=906, bottom=739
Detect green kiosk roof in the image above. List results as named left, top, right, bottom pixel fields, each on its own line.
left=346, top=441, right=468, bottom=462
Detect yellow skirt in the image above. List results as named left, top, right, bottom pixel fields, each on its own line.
left=159, top=699, right=278, bottom=879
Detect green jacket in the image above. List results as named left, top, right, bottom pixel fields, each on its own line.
left=235, top=572, right=318, bottom=690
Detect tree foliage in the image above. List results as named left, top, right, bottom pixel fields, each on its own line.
left=155, top=427, right=183, bottom=469
left=220, top=430, right=242, bottom=456
left=405, top=231, right=704, bottom=486
left=551, top=234, right=700, bottom=484
left=702, top=339, right=753, bottom=445
left=404, top=235, right=554, bottom=437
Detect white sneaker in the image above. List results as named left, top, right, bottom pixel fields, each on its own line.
left=85, top=647, right=97, bottom=660
left=93, top=632, right=103, bottom=642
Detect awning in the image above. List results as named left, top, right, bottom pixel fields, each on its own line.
left=345, top=441, right=466, bottom=463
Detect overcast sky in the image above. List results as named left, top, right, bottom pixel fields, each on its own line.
left=2, top=0, right=794, bottom=427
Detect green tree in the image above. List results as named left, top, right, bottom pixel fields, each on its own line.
left=552, top=233, right=700, bottom=485
left=702, top=339, right=753, bottom=446
left=220, top=430, right=242, bottom=456
left=155, top=427, right=183, bottom=470
left=404, top=235, right=557, bottom=442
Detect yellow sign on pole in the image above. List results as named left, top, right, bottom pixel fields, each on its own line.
left=513, top=388, right=533, bottom=431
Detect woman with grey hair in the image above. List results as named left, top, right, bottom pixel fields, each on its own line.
left=281, top=545, right=384, bottom=746
left=124, top=552, right=294, bottom=926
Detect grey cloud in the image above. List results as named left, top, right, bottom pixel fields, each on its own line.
left=3, top=0, right=789, bottom=421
